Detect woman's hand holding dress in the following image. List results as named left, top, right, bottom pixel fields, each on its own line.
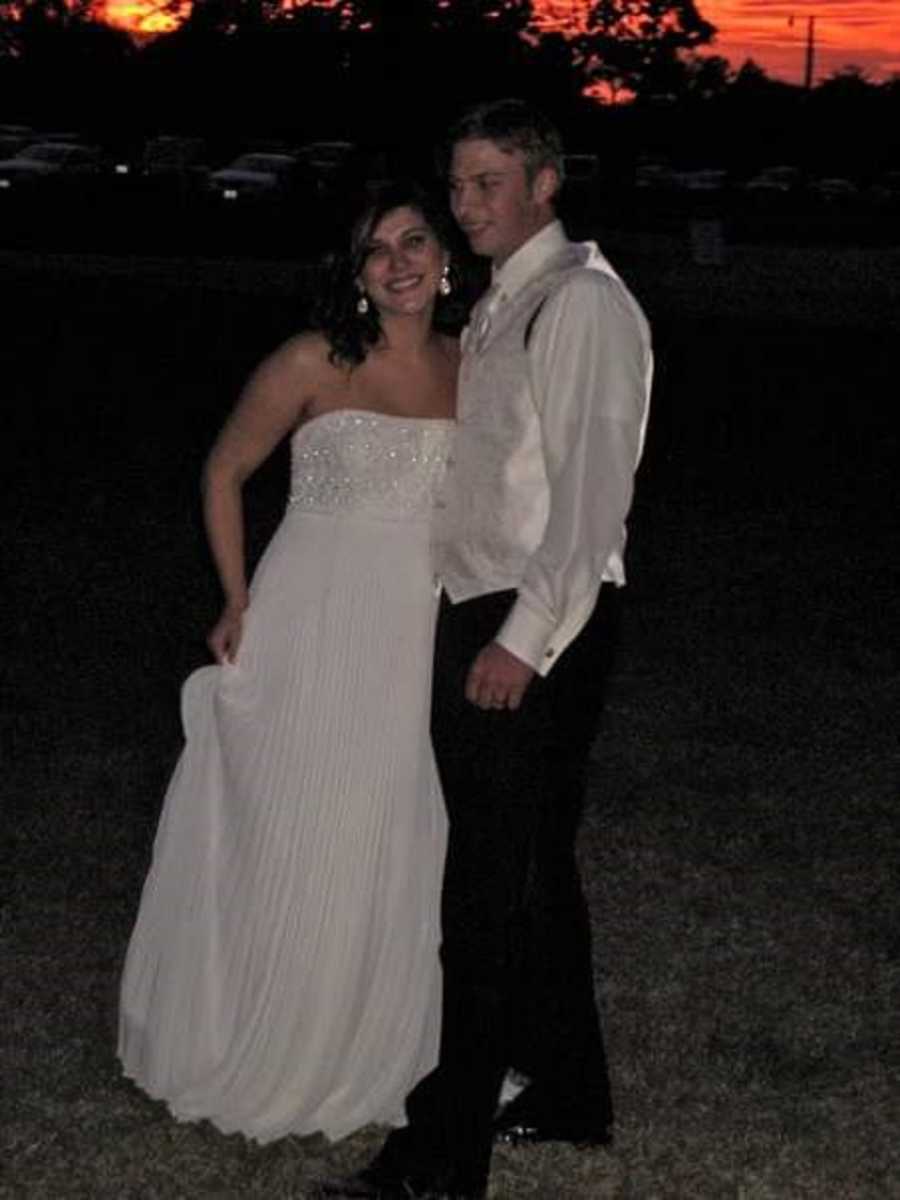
left=208, top=601, right=248, bottom=665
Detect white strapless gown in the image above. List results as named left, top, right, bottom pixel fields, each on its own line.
left=119, top=409, right=452, bottom=1143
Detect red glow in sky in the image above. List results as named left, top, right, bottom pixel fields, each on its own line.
left=101, top=0, right=186, bottom=34
left=101, top=0, right=900, bottom=84
left=534, top=0, right=900, bottom=83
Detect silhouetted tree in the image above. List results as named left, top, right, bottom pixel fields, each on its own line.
left=2, top=0, right=95, bottom=55
left=343, top=0, right=531, bottom=36
left=0, top=0, right=135, bottom=129
left=309, top=0, right=538, bottom=142
left=523, top=30, right=586, bottom=110
left=176, top=0, right=365, bottom=34
left=681, top=52, right=732, bottom=99
left=815, top=64, right=876, bottom=101
left=576, top=0, right=715, bottom=98
left=803, top=65, right=886, bottom=176
left=176, top=0, right=532, bottom=36
left=3, top=0, right=135, bottom=74
left=729, top=57, right=791, bottom=99
left=876, top=74, right=900, bottom=166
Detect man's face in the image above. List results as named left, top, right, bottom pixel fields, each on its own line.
left=448, top=137, right=556, bottom=267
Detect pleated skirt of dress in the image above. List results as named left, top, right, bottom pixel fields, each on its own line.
left=118, top=506, right=447, bottom=1143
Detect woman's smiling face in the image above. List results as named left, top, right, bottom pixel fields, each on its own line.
left=357, top=205, right=448, bottom=318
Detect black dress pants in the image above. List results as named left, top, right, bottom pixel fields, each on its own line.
left=380, top=589, right=616, bottom=1188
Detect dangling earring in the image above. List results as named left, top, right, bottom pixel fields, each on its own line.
left=356, top=291, right=369, bottom=315
left=439, top=265, right=452, bottom=297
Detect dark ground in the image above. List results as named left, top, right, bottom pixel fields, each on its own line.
left=2, top=235, right=898, bottom=1197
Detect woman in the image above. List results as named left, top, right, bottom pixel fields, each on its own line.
left=118, top=181, right=460, bottom=1143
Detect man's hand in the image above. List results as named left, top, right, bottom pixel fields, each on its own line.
left=465, top=641, right=535, bottom=711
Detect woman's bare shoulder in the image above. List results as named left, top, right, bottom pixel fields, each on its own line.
left=252, top=330, right=346, bottom=394
left=275, top=330, right=335, bottom=374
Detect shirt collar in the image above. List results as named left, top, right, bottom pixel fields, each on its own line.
left=491, top=220, right=568, bottom=302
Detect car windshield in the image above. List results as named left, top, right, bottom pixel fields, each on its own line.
left=232, top=154, right=292, bottom=174
left=21, top=144, right=74, bottom=163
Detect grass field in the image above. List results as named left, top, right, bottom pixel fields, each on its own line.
left=2, top=237, right=898, bottom=1198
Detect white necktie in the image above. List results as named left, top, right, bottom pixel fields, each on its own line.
left=473, top=283, right=502, bottom=352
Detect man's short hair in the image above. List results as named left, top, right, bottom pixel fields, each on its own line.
left=447, top=98, right=565, bottom=186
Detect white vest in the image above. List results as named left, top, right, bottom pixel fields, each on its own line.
left=434, top=239, right=652, bottom=608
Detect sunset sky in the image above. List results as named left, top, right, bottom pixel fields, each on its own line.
left=535, top=0, right=900, bottom=83
left=675, top=0, right=899, bottom=83
left=103, top=0, right=900, bottom=85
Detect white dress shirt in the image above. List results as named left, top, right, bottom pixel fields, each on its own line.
left=433, top=220, right=653, bottom=675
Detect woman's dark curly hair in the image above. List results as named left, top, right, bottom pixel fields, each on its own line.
left=313, top=179, right=470, bottom=368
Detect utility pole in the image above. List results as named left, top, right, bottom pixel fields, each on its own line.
left=803, top=15, right=816, bottom=90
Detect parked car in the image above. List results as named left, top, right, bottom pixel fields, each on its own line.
left=207, top=151, right=301, bottom=203
left=0, top=124, right=35, bottom=158
left=809, top=176, right=858, bottom=204
left=296, top=140, right=355, bottom=173
left=742, top=165, right=803, bottom=195
left=634, top=160, right=680, bottom=192
left=675, top=168, right=729, bottom=193
left=869, top=170, right=900, bottom=209
left=112, top=134, right=211, bottom=200
left=38, top=130, right=83, bottom=143
left=0, top=142, right=104, bottom=192
left=295, top=140, right=359, bottom=198
left=142, top=135, right=209, bottom=178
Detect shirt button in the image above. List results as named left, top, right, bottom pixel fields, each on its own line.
left=434, top=500, right=446, bottom=510
left=544, top=648, right=555, bottom=658
left=446, top=456, right=455, bottom=468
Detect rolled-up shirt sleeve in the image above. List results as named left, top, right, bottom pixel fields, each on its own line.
left=495, top=270, right=649, bottom=674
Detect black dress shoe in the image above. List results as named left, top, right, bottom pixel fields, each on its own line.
left=493, top=1107, right=612, bottom=1148
left=494, top=1117, right=612, bottom=1147
left=493, top=1083, right=613, bottom=1149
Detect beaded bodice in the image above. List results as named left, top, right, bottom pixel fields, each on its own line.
left=288, top=409, right=454, bottom=521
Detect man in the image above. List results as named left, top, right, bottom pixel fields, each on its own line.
left=325, top=99, right=652, bottom=1200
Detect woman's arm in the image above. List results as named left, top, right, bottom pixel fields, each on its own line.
left=202, top=334, right=321, bottom=663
